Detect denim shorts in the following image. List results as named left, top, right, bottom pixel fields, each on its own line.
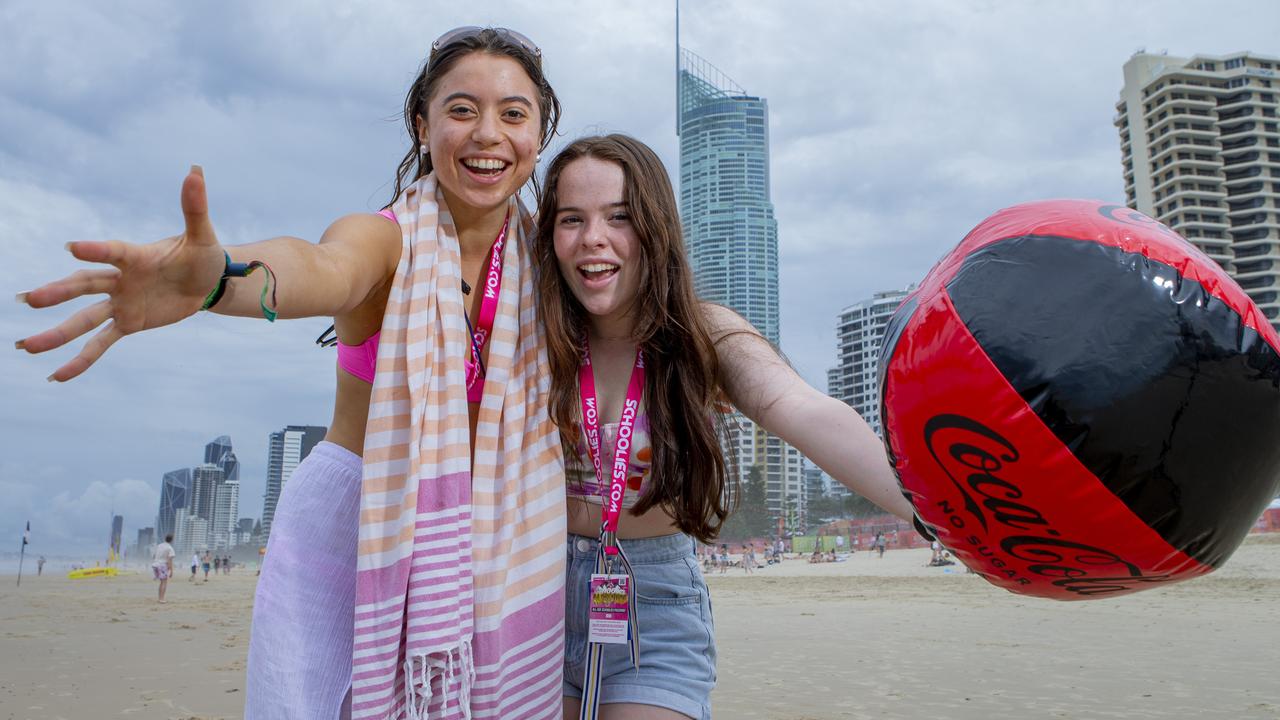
left=563, top=533, right=716, bottom=720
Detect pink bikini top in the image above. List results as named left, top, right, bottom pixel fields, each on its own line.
left=337, top=209, right=489, bottom=398
left=333, top=208, right=398, bottom=384
left=336, top=331, right=380, bottom=384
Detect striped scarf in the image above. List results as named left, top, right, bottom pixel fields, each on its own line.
left=351, top=174, right=566, bottom=720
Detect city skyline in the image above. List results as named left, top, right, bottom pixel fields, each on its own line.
left=4, top=2, right=1277, bottom=556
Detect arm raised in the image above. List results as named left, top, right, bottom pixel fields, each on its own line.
left=705, top=303, right=915, bottom=521
left=16, top=167, right=400, bottom=381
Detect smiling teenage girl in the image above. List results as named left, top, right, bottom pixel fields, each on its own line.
left=17, top=28, right=567, bottom=720
left=535, top=135, right=914, bottom=720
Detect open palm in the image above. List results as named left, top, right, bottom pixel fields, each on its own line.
left=16, top=167, right=226, bottom=381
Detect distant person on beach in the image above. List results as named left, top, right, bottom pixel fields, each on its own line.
left=201, top=551, right=211, bottom=581
left=876, top=532, right=887, bottom=558
left=189, top=553, right=198, bottom=582
left=152, top=534, right=176, bottom=603
left=213, top=556, right=220, bottom=574
left=37, top=556, right=45, bottom=576
left=743, top=545, right=756, bottom=574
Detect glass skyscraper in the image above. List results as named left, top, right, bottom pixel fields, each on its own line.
left=157, top=467, right=192, bottom=542
left=678, top=47, right=780, bottom=344
left=677, top=37, right=804, bottom=533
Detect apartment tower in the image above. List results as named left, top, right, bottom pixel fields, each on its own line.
left=1115, top=51, right=1280, bottom=331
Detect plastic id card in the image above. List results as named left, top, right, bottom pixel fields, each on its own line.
left=587, top=573, right=631, bottom=644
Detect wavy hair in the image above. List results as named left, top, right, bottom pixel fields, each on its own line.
left=534, top=134, right=735, bottom=543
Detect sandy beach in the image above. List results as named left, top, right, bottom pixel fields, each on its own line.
left=2, top=535, right=1278, bottom=720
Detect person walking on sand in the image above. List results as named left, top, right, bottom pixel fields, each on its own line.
left=152, top=534, right=176, bottom=603
left=189, top=552, right=199, bottom=582
left=201, top=551, right=212, bottom=581
left=37, top=556, right=45, bottom=576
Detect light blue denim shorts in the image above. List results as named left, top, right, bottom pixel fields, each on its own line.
left=563, top=533, right=716, bottom=720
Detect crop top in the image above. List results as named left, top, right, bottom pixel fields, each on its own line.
left=564, top=406, right=654, bottom=509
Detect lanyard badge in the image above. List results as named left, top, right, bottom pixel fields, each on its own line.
left=587, top=573, right=631, bottom=644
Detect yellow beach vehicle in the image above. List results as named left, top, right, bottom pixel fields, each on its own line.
left=67, top=566, right=118, bottom=579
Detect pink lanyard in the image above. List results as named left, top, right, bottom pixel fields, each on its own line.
left=465, top=217, right=509, bottom=403
left=577, top=340, right=646, bottom=556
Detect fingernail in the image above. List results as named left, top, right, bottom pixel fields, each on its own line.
left=46, top=374, right=57, bottom=383
left=64, top=242, right=74, bottom=252
left=191, top=164, right=204, bottom=176
left=15, top=292, right=27, bottom=303
left=14, top=339, right=25, bottom=350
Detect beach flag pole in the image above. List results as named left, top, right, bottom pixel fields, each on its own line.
left=17, top=521, right=30, bottom=587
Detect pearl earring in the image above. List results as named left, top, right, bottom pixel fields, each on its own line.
left=419, top=143, right=428, bottom=157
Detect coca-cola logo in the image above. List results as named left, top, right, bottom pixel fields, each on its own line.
left=922, top=413, right=1171, bottom=597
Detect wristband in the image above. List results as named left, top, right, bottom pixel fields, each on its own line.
left=200, top=251, right=278, bottom=322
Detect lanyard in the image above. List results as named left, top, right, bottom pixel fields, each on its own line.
left=577, top=339, right=646, bottom=556
left=465, top=217, right=509, bottom=402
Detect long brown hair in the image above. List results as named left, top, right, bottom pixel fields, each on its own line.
left=387, top=28, right=562, bottom=208
left=535, top=134, right=735, bottom=543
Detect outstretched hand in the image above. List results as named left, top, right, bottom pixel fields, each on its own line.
left=15, top=166, right=226, bottom=381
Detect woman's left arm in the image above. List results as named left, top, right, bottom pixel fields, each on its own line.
left=705, top=303, right=915, bottom=521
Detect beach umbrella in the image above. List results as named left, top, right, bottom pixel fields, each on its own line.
left=879, top=199, right=1280, bottom=600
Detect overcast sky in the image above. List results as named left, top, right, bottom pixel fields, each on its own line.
left=3, top=1, right=1277, bottom=558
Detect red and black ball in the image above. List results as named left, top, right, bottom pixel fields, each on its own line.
left=879, top=199, right=1280, bottom=600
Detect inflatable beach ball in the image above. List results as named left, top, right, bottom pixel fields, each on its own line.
left=879, top=200, right=1280, bottom=600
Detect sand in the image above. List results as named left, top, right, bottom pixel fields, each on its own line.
left=2, top=536, right=1278, bottom=720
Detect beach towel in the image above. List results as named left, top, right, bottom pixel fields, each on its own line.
left=351, top=174, right=566, bottom=720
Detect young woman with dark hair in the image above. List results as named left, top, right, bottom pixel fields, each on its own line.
left=19, top=27, right=567, bottom=720
left=535, top=134, right=914, bottom=720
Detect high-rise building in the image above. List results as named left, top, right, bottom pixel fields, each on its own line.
left=156, top=467, right=191, bottom=543
left=261, top=425, right=327, bottom=542
left=133, top=526, right=155, bottom=559
left=212, top=480, right=240, bottom=550
left=190, top=463, right=223, bottom=523
left=827, top=288, right=913, bottom=438
left=205, top=435, right=239, bottom=482
left=677, top=28, right=801, bottom=534
left=1115, top=51, right=1280, bottom=332
left=678, top=50, right=779, bottom=343
left=110, top=514, right=123, bottom=558
left=236, top=518, right=256, bottom=547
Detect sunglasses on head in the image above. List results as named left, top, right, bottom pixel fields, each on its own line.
left=430, top=26, right=542, bottom=63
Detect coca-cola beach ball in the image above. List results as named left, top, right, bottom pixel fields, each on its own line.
left=879, top=199, right=1280, bottom=600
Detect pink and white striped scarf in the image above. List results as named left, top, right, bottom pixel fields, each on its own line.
left=351, top=174, right=566, bottom=720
